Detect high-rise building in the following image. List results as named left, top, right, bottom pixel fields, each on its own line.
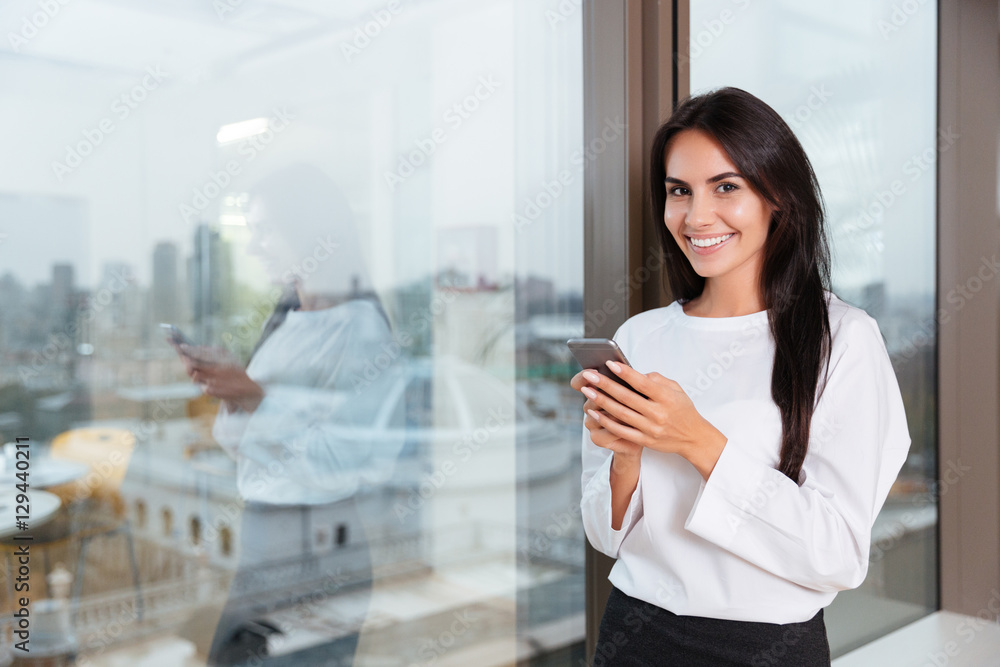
left=152, top=242, right=180, bottom=325
left=51, top=263, right=74, bottom=307
left=188, top=224, right=233, bottom=344
left=99, top=262, right=134, bottom=329
left=49, top=263, right=74, bottom=331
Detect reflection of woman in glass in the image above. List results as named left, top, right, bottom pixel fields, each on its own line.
left=177, top=164, right=400, bottom=665
left=574, top=88, right=911, bottom=665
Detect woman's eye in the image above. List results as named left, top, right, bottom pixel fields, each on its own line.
left=667, top=186, right=689, bottom=197
left=717, top=182, right=738, bottom=193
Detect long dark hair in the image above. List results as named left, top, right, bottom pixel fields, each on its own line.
left=649, top=86, right=833, bottom=484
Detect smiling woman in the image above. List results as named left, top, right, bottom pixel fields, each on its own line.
left=651, top=86, right=836, bottom=483
left=573, top=87, right=912, bottom=665
left=661, top=128, right=776, bottom=312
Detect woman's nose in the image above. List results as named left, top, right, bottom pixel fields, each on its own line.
left=687, top=191, right=715, bottom=226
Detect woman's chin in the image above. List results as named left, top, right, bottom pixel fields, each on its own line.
left=685, top=259, right=722, bottom=278
left=265, top=266, right=294, bottom=285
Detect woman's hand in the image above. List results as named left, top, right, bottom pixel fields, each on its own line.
left=572, top=368, right=643, bottom=531
left=178, top=346, right=264, bottom=413
left=578, top=361, right=728, bottom=481
left=571, top=369, right=643, bottom=465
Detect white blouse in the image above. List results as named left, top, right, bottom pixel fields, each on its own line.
left=212, top=298, right=405, bottom=506
left=580, top=290, right=912, bottom=624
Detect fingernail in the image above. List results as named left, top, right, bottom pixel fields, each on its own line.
left=581, top=387, right=597, bottom=399
left=587, top=409, right=601, bottom=421
left=583, top=370, right=601, bottom=383
left=606, top=360, right=621, bottom=373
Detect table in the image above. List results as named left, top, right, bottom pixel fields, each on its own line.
left=0, top=459, right=89, bottom=490
left=0, top=490, right=62, bottom=539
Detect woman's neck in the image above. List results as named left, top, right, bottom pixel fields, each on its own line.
left=294, top=287, right=344, bottom=311
left=684, top=274, right=764, bottom=318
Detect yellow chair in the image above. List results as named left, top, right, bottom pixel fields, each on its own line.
left=50, top=427, right=134, bottom=512
left=186, top=393, right=220, bottom=421
left=48, top=428, right=143, bottom=618
left=185, top=394, right=221, bottom=457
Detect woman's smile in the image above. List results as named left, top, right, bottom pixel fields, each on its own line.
left=686, top=232, right=735, bottom=254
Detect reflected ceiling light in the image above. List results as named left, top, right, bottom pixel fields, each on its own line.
left=216, top=118, right=269, bottom=145
left=220, top=214, right=246, bottom=226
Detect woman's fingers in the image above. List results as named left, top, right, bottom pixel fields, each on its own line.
left=591, top=435, right=612, bottom=449
left=580, top=368, right=649, bottom=413
left=570, top=370, right=592, bottom=392
left=582, top=380, right=645, bottom=430
left=603, top=360, right=654, bottom=395
left=580, top=361, right=709, bottom=457
left=587, top=423, right=641, bottom=453
left=583, top=413, right=611, bottom=438
left=587, top=408, right=648, bottom=447
left=191, top=369, right=207, bottom=385
left=580, top=371, right=645, bottom=453
left=181, top=351, right=214, bottom=379
left=590, top=429, right=621, bottom=448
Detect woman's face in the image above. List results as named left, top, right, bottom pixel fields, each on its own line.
left=662, top=128, right=775, bottom=283
left=246, top=197, right=299, bottom=284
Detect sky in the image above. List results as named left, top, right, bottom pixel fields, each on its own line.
left=0, top=0, right=938, bottom=304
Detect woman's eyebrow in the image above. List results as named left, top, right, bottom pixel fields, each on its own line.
left=707, top=171, right=743, bottom=183
left=664, top=171, right=744, bottom=186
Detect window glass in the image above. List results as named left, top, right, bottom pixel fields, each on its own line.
left=0, top=1, right=584, bottom=663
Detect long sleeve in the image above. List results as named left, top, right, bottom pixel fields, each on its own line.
left=683, top=312, right=911, bottom=592
left=579, top=322, right=645, bottom=559
left=230, top=383, right=398, bottom=498
left=580, top=421, right=644, bottom=558
left=211, top=404, right=247, bottom=461
left=212, top=300, right=405, bottom=504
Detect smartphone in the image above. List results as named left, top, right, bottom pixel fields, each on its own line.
left=567, top=338, right=648, bottom=398
left=160, top=323, right=194, bottom=348
left=161, top=324, right=231, bottom=365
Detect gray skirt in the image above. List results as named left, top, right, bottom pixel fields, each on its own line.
left=594, top=586, right=831, bottom=666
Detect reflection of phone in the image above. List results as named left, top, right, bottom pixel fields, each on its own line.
left=160, top=323, right=194, bottom=348
left=161, top=323, right=229, bottom=364
left=567, top=338, right=648, bottom=398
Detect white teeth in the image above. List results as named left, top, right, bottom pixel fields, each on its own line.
left=689, top=233, right=733, bottom=248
